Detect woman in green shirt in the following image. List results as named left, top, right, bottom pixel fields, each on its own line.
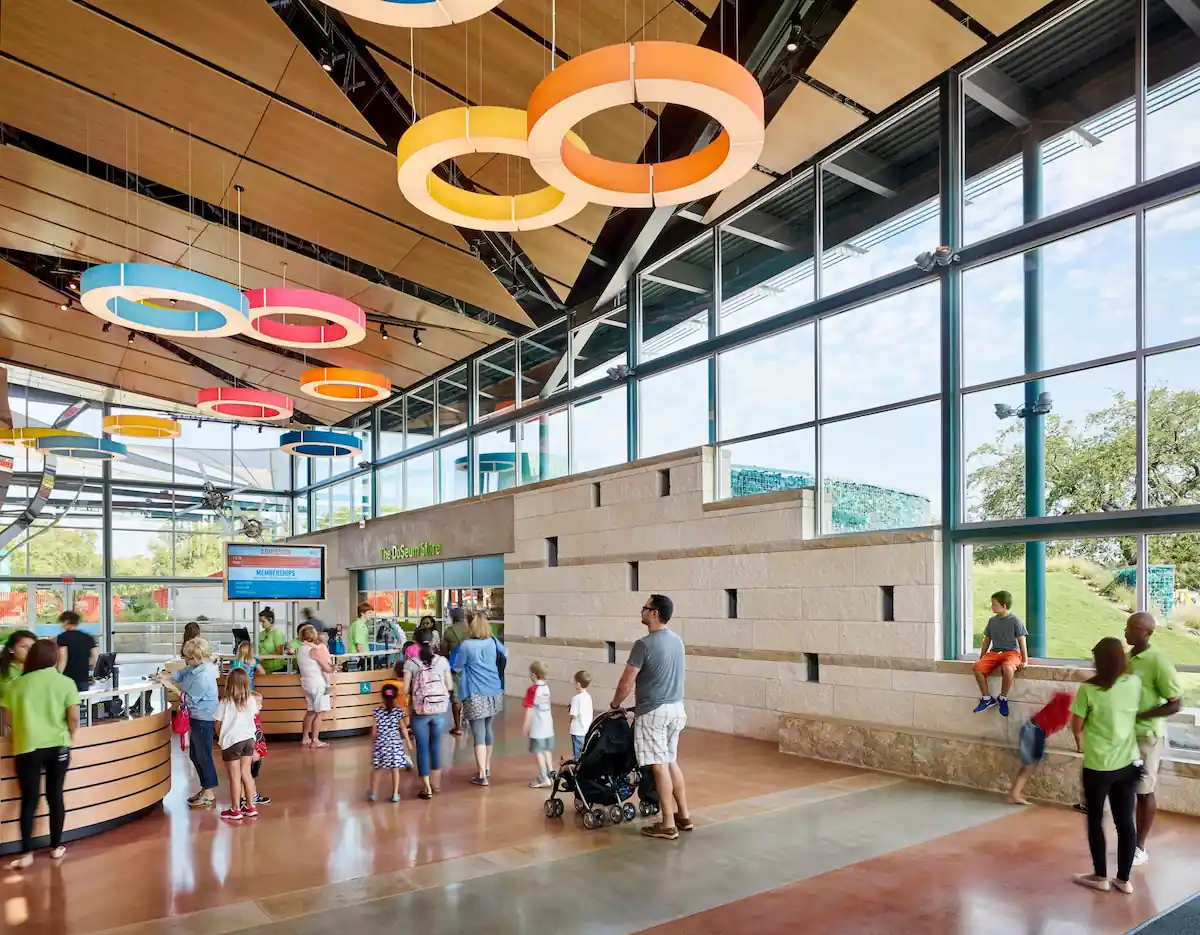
left=257, top=607, right=286, bottom=674
left=1071, top=636, right=1142, bottom=894
left=347, top=603, right=372, bottom=655
left=2, top=639, right=80, bottom=868
left=0, top=629, right=36, bottom=709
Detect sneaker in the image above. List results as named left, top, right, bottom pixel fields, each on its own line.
left=470, top=776, right=489, bottom=786
left=528, top=778, right=552, bottom=789
left=973, top=696, right=996, bottom=713
left=240, top=806, right=259, bottom=818
left=998, top=697, right=1010, bottom=717
left=1072, top=873, right=1110, bottom=892
left=253, top=794, right=271, bottom=806
left=220, top=808, right=243, bottom=821
left=641, top=822, right=679, bottom=841
left=1073, top=803, right=1088, bottom=815
left=390, top=793, right=401, bottom=803
left=366, top=791, right=377, bottom=802
left=1133, top=848, right=1148, bottom=866
left=1112, top=879, right=1134, bottom=895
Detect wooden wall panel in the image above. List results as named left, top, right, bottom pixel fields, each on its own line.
left=0, top=0, right=270, bottom=155
left=0, top=775, right=170, bottom=844
left=952, top=0, right=1054, bottom=35
left=808, top=0, right=984, bottom=114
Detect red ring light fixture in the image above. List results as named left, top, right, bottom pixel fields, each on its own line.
left=196, top=388, right=294, bottom=422
left=245, top=288, right=367, bottom=350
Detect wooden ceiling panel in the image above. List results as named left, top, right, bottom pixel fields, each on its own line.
left=512, top=227, right=591, bottom=294
left=0, top=0, right=270, bottom=155
left=808, top=0, right=985, bottom=114
left=273, top=48, right=386, bottom=144
left=0, top=60, right=235, bottom=205
left=627, top=1, right=706, bottom=45
left=393, top=239, right=532, bottom=327
left=0, top=200, right=187, bottom=270
left=347, top=284, right=504, bottom=342
left=952, top=0, right=1055, bottom=35
left=497, top=0, right=678, bottom=52
left=701, top=168, right=775, bottom=225
left=242, top=101, right=464, bottom=246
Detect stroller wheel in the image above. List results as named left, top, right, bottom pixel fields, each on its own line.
left=608, top=805, right=624, bottom=825
left=582, top=810, right=599, bottom=830
left=622, top=802, right=637, bottom=822
left=591, top=808, right=607, bottom=829
left=574, top=799, right=585, bottom=814
left=544, top=799, right=560, bottom=819
left=639, top=801, right=652, bottom=817
left=553, top=798, right=565, bottom=817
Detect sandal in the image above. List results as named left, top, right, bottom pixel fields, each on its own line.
left=312, top=741, right=330, bottom=749
left=419, top=790, right=434, bottom=800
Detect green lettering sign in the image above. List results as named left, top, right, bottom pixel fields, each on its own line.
left=379, top=541, right=443, bottom=562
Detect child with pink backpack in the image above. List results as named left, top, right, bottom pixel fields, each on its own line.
left=403, top=633, right=453, bottom=800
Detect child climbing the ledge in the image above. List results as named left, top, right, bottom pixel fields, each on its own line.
left=1008, top=689, right=1075, bottom=804
left=972, top=590, right=1028, bottom=717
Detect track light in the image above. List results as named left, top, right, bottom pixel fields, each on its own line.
left=320, top=49, right=333, bottom=72
left=102, top=322, right=112, bottom=333
left=412, top=328, right=423, bottom=347
left=380, top=323, right=389, bottom=340
left=68, top=281, right=77, bottom=290
left=127, top=330, right=136, bottom=344
left=59, top=303, right=68, bottom=311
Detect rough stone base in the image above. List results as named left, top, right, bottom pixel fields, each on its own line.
left=779, top=714, right=1200, bottom=815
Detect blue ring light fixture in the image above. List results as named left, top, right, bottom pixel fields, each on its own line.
left=35, top=435, right=127, bottom=461
left=320, top=0, right=503, bottom=27
left=280, top=430, right=363, bottom=459
left=80, top=263, right=249, bottom=338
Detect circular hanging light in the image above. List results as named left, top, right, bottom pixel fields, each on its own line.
left=245, top=288, right=367, bottom=349
left=196, top=388, right=294, bottom=422
left=80, top=263, right=249, bottom=338
left=102, top=414, right=182, bottom=439
left=527, top=42, right=765, bottom=208
left=396, top=106, right=590, bottom=232
left=280, top=430, right=363, bottom=458
left=299, top=367, right=391, bottom=403
left=0, top=428, right=90, bottom=448
left=318, top=0, right=503, bottom=28
left=34, top=435, right=126, bottom=461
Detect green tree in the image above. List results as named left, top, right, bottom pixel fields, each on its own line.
left=26, top=526, right=103, bottom=577
left=968, top=386, right=1200, bottom=586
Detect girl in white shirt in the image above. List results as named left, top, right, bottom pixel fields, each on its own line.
left=214, top=667, right=261, bottom=821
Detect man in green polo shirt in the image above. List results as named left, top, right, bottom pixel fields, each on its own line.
left=1125, top=611, right=1182, bottom=867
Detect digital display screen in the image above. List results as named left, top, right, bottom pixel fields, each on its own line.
left=225, top=544, right=325, bottom=602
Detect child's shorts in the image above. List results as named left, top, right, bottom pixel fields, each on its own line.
left=529, top=736, right=554, bottom=754
left=1018, top=719, right=1046, bottom=766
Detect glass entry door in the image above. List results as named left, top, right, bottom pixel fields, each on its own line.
left=29, top=580, right=105, bottom=640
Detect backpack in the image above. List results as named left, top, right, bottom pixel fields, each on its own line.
left=411, top=660, right=449, bottom=715
left=171, top=693, right=191, bottom=750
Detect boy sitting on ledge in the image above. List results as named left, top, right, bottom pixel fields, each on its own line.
left=972, top=590, right=1028, bottom=717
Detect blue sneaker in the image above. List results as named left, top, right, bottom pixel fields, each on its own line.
left=973, top=696, right=996, bottom=713
left=998, top=697, right=1010, bottom=717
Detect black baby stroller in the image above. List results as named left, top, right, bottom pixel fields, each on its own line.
left=543, top=708, right=659, bottom=830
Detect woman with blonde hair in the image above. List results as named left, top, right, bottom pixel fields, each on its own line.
left=156, top=637, right=219, bottom=808
left=297, top=624, right=333, bottom=748
left=452, top=611, right=506, bottom=786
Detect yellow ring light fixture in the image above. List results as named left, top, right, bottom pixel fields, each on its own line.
left=102, top=414, right=182, bottom=440
left=527, top=42, right=765, bottom=208
left=299, top=367, right=391, bottom=403
left=396, top=107, right=590, bottom=232
left=0, top=428, right=89, bottom=448
left=320, top=0, right=503, bottom=28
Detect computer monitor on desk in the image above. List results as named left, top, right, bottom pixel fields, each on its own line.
left=232, top=627, right=251, bottom=650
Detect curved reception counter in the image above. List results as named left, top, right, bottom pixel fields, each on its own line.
left=228, top=652, right=402, bottom=739
left=1, top=697, right=171, bottom=855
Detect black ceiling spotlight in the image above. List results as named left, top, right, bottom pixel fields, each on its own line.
left=319, top=48, right=333, bottom=72
left=127, top=330, right=136, bottom=344
left=59, top=302, right=68, bottom=311
left=68, top=281, right=77, bottom=291
left=380, top=323, right=389, bottom=340
left=412, top=328, right=423, bottom=347
left=102, top=322, right=112, bottom=333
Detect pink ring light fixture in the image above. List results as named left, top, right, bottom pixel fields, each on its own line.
left=245, top=288, right=367, bottom=350
left=196, top=388, right=294, bottom=422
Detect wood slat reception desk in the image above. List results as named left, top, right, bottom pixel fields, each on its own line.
left=0, top=711, right=172, bottom=853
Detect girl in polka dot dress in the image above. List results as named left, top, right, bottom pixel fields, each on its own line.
left=368, top=683, right=410, bottom=802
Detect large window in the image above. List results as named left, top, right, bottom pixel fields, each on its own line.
left=639, top=233, right=713, bottom=363
left=639, top=361, right=710, bottom=459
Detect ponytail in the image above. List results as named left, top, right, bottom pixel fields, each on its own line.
left=419, top=640, right=434, bottom=666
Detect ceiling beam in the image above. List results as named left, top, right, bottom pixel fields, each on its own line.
left=642, top=260, right=714, bottom=294
left=269, top=0, right=565, bottom=326
left=722, top=210, right=806, bottom=251
left=1165, top=0, right=1200, bottom=37
left=964, top=65, right=1030, bottom=128
left=823, top=149, right=900, bottom=198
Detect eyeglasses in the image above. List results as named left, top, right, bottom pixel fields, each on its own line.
left=641, top=606, right=654, bottom=613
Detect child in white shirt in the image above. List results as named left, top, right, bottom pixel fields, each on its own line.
left=214, top=667, right=261, bottom=821
left=523, top=661, right=554, bottom=788
left=569, top=670, right=594, bottom=760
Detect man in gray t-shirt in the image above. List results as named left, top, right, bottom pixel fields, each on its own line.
left=611, top=594, right=691, bottom=841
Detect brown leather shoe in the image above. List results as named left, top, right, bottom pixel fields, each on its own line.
left=641, top=822, right=679, bottom=840
left=676, top=816, right=694, bottom=832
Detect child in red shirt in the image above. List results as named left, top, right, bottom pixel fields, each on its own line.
left=1009, top=691, right=1074, bottom=804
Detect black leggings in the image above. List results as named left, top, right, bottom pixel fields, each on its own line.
left=15, top=746, right=71, bottom=853
left=1082, top=763, right=1139, bottom=881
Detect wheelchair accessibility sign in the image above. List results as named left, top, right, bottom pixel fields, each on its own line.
left=360, top=681, right=371, bottom=694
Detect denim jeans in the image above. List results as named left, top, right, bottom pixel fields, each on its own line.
left=411, top=712, right=444, bottom=777
left=572, top=734, right=584, bottom=760
left=188, top=718, right=219, bottom=790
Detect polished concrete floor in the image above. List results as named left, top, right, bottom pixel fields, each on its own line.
left=4, top=705, right=1200, bottom=935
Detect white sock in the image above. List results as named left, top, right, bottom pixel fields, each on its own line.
left=998, top=695, right=1007, bottom=701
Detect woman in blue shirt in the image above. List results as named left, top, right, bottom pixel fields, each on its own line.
left=451, top=612, right=506, bottom=786
left=156, top=637, right=219, bottom=809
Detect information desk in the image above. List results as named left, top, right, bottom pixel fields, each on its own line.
left=222, top=651, right=402, bottom=740
left=0, top=688, right=171, bottom=854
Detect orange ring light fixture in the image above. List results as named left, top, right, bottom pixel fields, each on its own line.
left=320, top=0, right=502, bottom=27
left=396, top=107, right=590, bottom=232
left=102, top=415, right=182, bottom=439
left=299, top=367, right=391, bottom=403
left=527, top=42, right=765, bottom=208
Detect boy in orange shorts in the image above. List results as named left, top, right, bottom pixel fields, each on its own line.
left=972, top=590, right=1028, bottom=717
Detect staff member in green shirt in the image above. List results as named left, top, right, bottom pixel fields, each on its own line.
left=347, top=602, right=372, bottom=655
left=1070, top=636, right=1142, bottom=895
left=1125, top=611, right=1182, bottom=867
left=0, top=629, right=36, bottom=710
left=2, top=639, right=80, bottom=869
left=257, top=607, right=286, bottom=674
